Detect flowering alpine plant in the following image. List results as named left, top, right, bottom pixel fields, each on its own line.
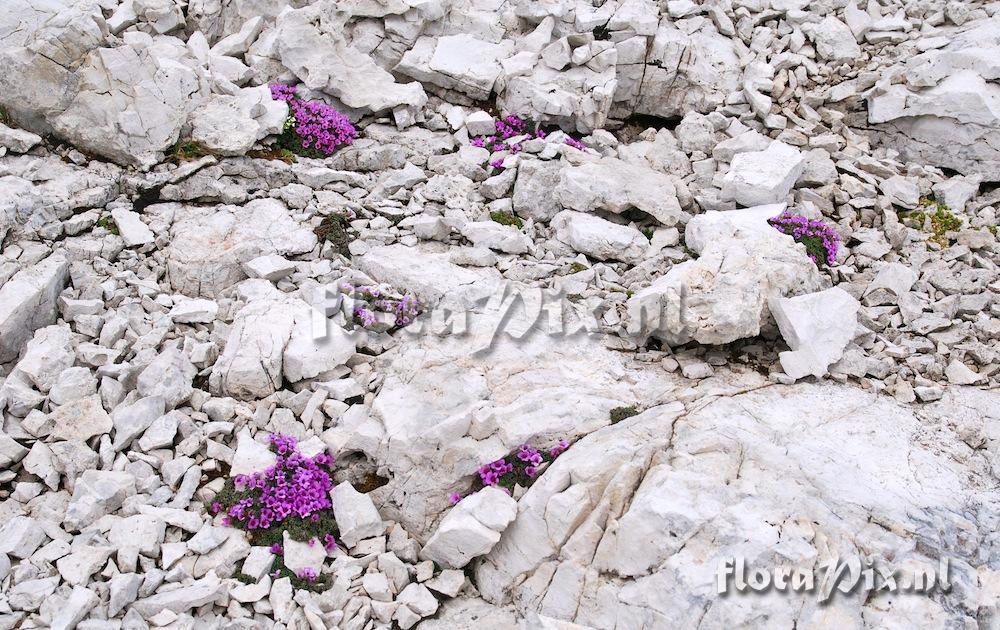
left=341, top=282, right=421, bottom=330
left=450, top=439, right=570, bottom=504
left=269, top=83, right=357, bottom=157
left=211, top=434, right=339, bottom=589
left=768, top=211, right=840, bottom=267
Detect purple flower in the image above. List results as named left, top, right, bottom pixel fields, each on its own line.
left=210, top=502, right=221, bottom=514
left=449, top=492, right=462, bottom=505
left=323, top=534, right=337, bottom=552
left=297, top=568, right=318, bottom=582
left=270, top=543, right=283, bottom=555
left=767, top=211, right=840, bottom=266
left=490, top=158, right=504, bottom=170
left=564, top=137, right=587, bottom=151
left=269, top=83, right=357, bottom=156
left=549, top=439, right=569, bottom=458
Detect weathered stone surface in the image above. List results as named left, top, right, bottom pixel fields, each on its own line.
left=769, top=287, right=860, bottom=380
left=866, top=18, right=1000, bottom=178
left=476, top=384, right=1000, bottom=628
left=722, top=141, right=806, bottom=206
left=0, top=254, right=69, bottom=363
left=165, top=199, right=317, bottom=298
left=551, top=210, right=648, bottom=263
left=190, top=86, right=287, bottom=156
left=627, top=205, right=821, bottom=345
left=555, top=158, right=685, bottom=227
left=421, top=487, right=517, bottom=568
left=397, top=35, right=514, bottom=100
left=275, top=2, right=427, bottom=115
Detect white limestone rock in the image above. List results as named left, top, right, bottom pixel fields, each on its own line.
left=229, top=430, right=278, bottom=476
left=110, top=207, right=155, bottom=247
left=65, top=470, right=137, bottom=530
left=332, top=481, right=386, bottom=547
left=136, top=347, right=196, bottom=409
left=169, top=297, right=219, bottom=323
left=476, top=384, right=1000, bottom=628
left=768, top=287, right=861, bottom=380
left=190, top=86, right=288, bottom=156
left=165, top=199, right=317, bottom=298
left=804, top=16, right=862, bottom=63
left=49, top=395, right=113, bottom=441
left=281, top=531, right=326, bottom=574
left=866, top=18, right=1000, bottom=177
left=555, top=158, right=685, bottom=227
left=721, top=141, right=805, bottom=206
left=10, top=324, right=75, bottom=393
left=421, top=487, right=518, bottom=569
left=551, top=210, right=648, bottom=263
left=275, top=2, right=427, bottom=115
left=0, top=516, right=47, bottom=559
left=0, top=253, right=69, bottom=363
left=627, top=205, right=821, bottom=345
left=460, top=221, right=532, bottom=255
left=129, top=573, right=226, bottom=618
left=397, top=35, right=515, bottom=100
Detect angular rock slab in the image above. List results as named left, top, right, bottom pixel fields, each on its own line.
left=476, top=384, right=1000, bottom=628
left=0, top=253, right=69, bottom=363
left=769, top=286, right=860, bottom=380
left=865, top=18, right=1000, bottom=178
left=165, top=199, right=317, bottom=298
left=627, top=205, right=821, bottom=345
left=554, top=158, right=685, bottom=227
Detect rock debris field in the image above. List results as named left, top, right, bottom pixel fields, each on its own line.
left=1, top=0, right=999, bottom=628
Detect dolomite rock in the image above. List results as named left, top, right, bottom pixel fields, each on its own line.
left=357, top=244, right=502, bottom=306
left=136, top=347, right=196, bottom=409
left=110, top=208, right=155, bottom=247
left=65, top=470, right=137, bottom=530
left=460, top=221, right=532, bottom=255
left=51, top=42, right=202, bottom=168
left=332, top=481, right=386, bottom=547
left=512, top=160, right=563, bottom=222
left=0, top=253, right=69, bottom=363
left=10, top=324, right=75, bottom=393
left=397, top=35, right=515, bottom=100
left=768, top=287, right=861, bottom=380
left=229, top=430, right=277, bottom=476
left=803, top=16, right=862, bottom=63
left=190, top=86, right=288, bottom=156
left=281, top=531, right=327, bottom=573
left=49, top=395, right=113, bottom=441
left=551, top=210, right=648, bottom=264
left=275, top=3, right=427, bottom=115
left=0, top=516, right=47, bottom=559
left=129, top=574, right=226, bottom=618
left=628, top=22, right=741, bottom=120
left=721, top=141, right=806, bottom=206
left=554, top=158, right=684, bottom=227
left=165, top=199, right=317, bottom=298
left=866, top=18, right=1000, bottom=178
left=627, top=205, right=821, bottom=345
left=498, top=62, right=618, bottom=135
left=421, top=487, right=518, bottom=569
left=476, top=385, right=1000, bottom=628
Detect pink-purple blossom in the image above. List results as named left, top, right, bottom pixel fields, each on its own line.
left=225, top=434, right=335, bottom=532
left=269, top=83, right=357, bottom=156
left=768, top=211, right=840, bottom=266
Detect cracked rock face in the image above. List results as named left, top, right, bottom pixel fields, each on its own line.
left=1, top=0, right=1000, bottom=628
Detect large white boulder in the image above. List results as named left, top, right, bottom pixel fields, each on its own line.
left=275, top=2, right=427, bottom=115
left=421, top=487, right=517, bottom=569
left=626, top=205, right=821, bottom=345
left=0, top=253, right=70, bottom=363
left=555, top=158, right=685, bottom=227
left=721, top=141, right=806, bottom=206
left=190, top=86, right=288, bottom=156
left=397, top=35, right=515, bottom=100
left=551, top=210, right=648, bottom=263
left=866, top=18, right=1000, bottom=177
left=475, top=384, right=1000, bottom=628
left=165, top=199, right=317, bottom=298
left=768, top=287, right=860, bottom=380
